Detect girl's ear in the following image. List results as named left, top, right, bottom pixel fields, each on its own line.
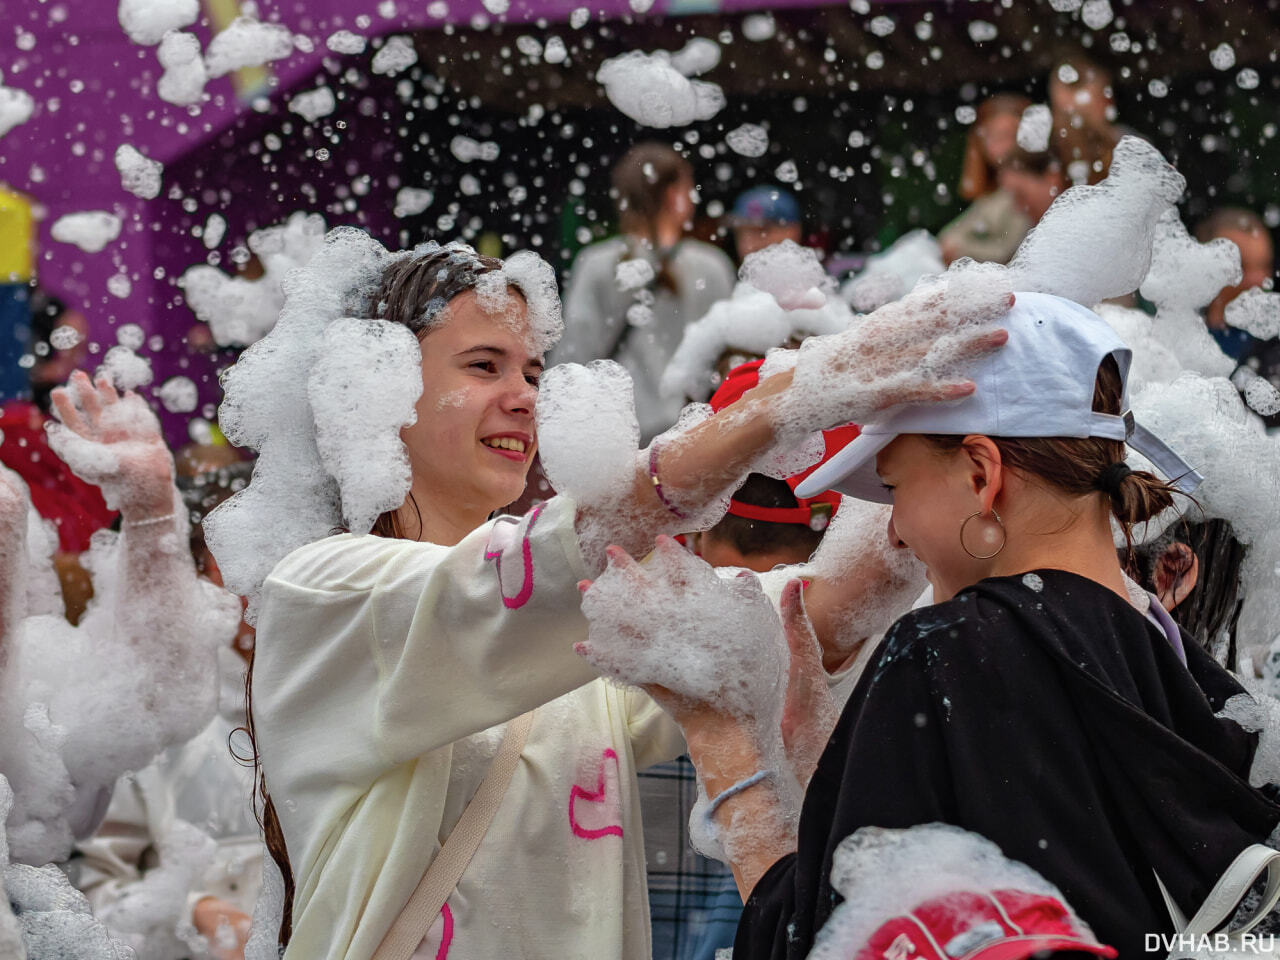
left=961, top=435, right=1004, bottom=514
left=1154, top=542, right=1199, bottom=611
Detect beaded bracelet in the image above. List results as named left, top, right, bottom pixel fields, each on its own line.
left=647, top=442, right=688, bottom=521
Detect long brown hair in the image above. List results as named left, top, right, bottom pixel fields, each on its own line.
left=612, top=142, right=693, bottom=293
left=241, top=244, right=506, bottom=949
left=924, top=355, right=1183, bottom=552
left=959, top=93, right=1032, bottom=201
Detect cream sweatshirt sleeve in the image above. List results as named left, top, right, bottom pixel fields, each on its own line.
left=254, top=496, right=599, bottom=801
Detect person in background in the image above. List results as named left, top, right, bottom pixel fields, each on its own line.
left=728, top=186, right=803, bottom=263
left=1131, top=518, right=1247, bottom=672
left=997, top=146, right=1067, bottom=232
left=1196, top=207, right=1276, bottom=362
left=0, top=293, right=114, bottom=622
left=940, top=94, right=1032, bottom=265
left=1048, top=52, right=1128, bottom=186
left=957, top=93, right=1029, bottom=203
left=642, top=360, right=856, bottom=960
left=555, top=142, right=736, bottom=441
left=72, top=458, right=260, bottom=960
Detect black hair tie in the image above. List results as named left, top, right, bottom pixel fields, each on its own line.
left=1097, top=461, right=1133, bottom=496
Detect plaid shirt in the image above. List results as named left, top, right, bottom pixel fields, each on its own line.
left=638, top=756, right=743, bottom=960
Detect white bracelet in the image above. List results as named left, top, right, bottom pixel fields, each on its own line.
left=123, top=512, right=176, bottom=529
left=704, top=770, right=775, bottom=825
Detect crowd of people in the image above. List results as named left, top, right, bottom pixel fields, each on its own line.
left=2, top=47, right=1280, bottom=960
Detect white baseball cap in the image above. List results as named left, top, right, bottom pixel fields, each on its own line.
left=794, top=291, right=1204, bottom=503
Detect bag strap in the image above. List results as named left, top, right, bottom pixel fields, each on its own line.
left=1155, top=843, right=1280, bottom=939
left=372, top=710, right=536, bottom=960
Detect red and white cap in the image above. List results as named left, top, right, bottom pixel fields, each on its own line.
left=855, top=888, right=1118, bottom=960
left=710, top=359, right=859, bottom=532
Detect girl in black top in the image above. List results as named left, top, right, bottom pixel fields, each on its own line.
left=587, top=295, right=1280, bottom=958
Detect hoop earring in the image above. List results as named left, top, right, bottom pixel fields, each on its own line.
left=960, top=509, right=1006, bottom=560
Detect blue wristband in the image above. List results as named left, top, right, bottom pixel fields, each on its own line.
left=704, top=770, right=774, bottom=824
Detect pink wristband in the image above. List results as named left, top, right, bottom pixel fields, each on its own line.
left=648, top=443, right=688, bottom=521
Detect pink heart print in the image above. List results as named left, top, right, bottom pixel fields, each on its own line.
left=569, top=748, right=625, bottom=840
left=413, top=903, right=454, bottom=959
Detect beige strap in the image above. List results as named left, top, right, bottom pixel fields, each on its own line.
left=372, top=710, right=535, bottom=960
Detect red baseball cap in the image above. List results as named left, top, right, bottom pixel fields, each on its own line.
left=856, top=888, right=1118, bottom=960
left=709, top=359, right=858, bottom=531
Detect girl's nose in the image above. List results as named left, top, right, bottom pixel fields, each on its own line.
left=886, top=514, right=907, bottom=549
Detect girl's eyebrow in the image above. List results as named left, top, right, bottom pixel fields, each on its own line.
left=457, top=345, right=544, bottom=369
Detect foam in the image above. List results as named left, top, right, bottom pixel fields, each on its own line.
left=738, top=240, right=831, bottom=312
left=50, top=213, right=122, bottom=254
left=1139, top=210, right=1239, bottom=378
left=204, top=17, right=294, bottom=79
left=839, top=230, right=944, bottom=313
left=1009, top=136, right=1186, bottom=306
left=287, top=85, right=336, bottom=123
left=0, top=86, right=35, bottom=139
left=1127, top=375, right=1280, bottom=670
left=371, top=35, right=418, bottom=76
left=778, top=262, right=1013, bottom=448
left=393, top=187, right=433, bottom=218
left=596, top=49, right=725, bottom=128
left=726, top=123, right=769, bottom=158
left=308, top=319, right=423, bottom=534
left=1225, top=288, right=1280, bottom=341
left=325, top=30, right=367, bottom=54
left=156, top=32, right=206, bottom=107
left=577, top=537, right=801, bottom=860
left=1015, top=103, right=1052, bottom=152
left=4, top=413, right=238, bottom=867
left=808, top=824, right=1082, bottom=959
left=180, top=211, right=328, bottom=347
left=661, top=281, right=853, bottom=403
left=118, top=0, right=199, bottom=45
left=97, top=347, right=154, bottom=392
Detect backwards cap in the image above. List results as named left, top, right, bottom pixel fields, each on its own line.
left=711, top=359, right=858, bottom=531
left=796, top=291, right=1203, bottom=503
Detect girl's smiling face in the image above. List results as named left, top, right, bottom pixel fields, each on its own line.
left=402, top=289, right=543, bottom=517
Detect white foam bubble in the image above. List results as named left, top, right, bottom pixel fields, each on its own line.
left=50, top=212, right=122, bottom=254
left=181, top=211, right=328, bottom=347
left=393, top=187, right=434, bottom=218
left=114, top=144, right=163, bottom=200
left=1015, top=103, right=1052, bottom=152
left=287, top=85, right=336, bottom=123
left=726, top=123, right=769, bottom=158
left=156, top=31, right=207, bottom=107
left=738, top=240, right=830, bottom=312
left=1225, top=287, right=1280, bottom=341
left=1009, top=136, right=1186, bottom=307
left=840, top=229, right=944, bottom=313
left=0, top=86, right=36, bottom=139
left=662, top=281, right=852, bottom=403
left=118, top=0, right=199, bottom=45
left=308, top=319, right=422, bottom=534
left=371, top=35, right=417, bottom=75
left=596, top=49, right=725, bottom=128
left=204, top=17, right=295, bottom=78
left=325, top=29, right=367, bottom=54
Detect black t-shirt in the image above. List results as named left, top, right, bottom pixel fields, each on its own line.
left=736, top=569, right=1280, bottom=959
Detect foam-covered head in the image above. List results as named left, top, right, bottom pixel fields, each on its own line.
left=205, top=234, right=560, bottom=614
left=798, top=292, right=1198, bottom=504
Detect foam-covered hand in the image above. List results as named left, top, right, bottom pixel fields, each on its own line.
left=778, top=579, right=838, bottom=789
left=46, top=371, right=174, bottom=518
left=773, top=270, right=1013, bottom=442
left=577, top=537, right=788, bottom=721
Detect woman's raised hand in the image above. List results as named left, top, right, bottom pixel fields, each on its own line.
left=576, top=536, right=790, bottom=723
left=769, top=268, right=1014, bottom=441
left=46, top=371, right=175, bottom=521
